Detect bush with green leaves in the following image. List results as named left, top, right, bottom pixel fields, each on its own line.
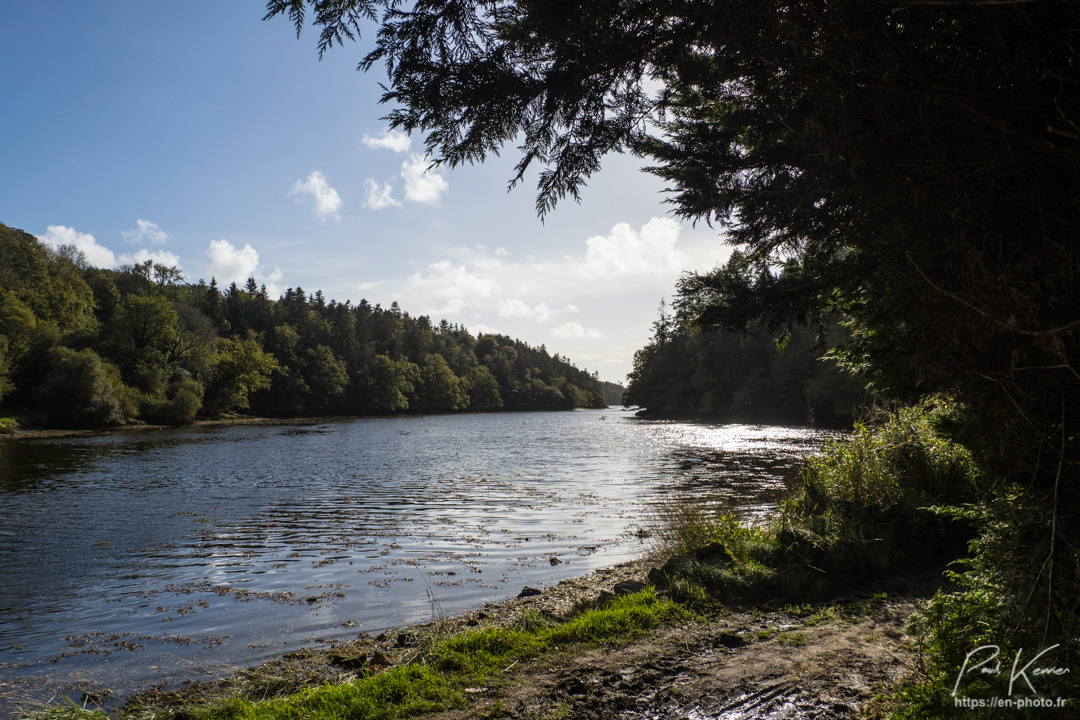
left=38, top=347, right=135, bottom=427
left=780, top=398, right=980, bottom=576
left=651, top=399, right=981, bottom=604
left=890, top=485, right=1080, bottom=718
left=140, top=374, right=204, bottom=425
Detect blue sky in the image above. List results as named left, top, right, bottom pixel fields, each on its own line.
left=0, top=1, right=730, bottom=383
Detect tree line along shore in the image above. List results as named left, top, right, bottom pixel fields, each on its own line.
left=0, top=221, right=611, bottom=432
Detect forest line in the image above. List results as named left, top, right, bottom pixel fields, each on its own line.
left=0, top=222, right=606, bottom=429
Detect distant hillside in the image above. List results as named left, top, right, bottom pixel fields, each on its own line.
left=599, top=380, right=626, bottom=406
left=0, top=221, right=605, bottom=428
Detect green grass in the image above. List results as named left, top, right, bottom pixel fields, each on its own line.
left=782, top=593, right=888, bottom=627
left=176, top=588, right=687, bottom=720
left=19, top=697, right=108, bottom=720
left=775, top=631, right=807, bottom=647
left=0, top=417, right=19, bottom=434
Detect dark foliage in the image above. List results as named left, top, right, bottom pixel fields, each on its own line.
left=625, top=300, right=865, bottom=427
left=266, top=0, right=1079, bottom=484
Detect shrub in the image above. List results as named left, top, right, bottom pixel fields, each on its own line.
left=140, top=374, right=204, bottom=425
left=650, top=398, right=981, bottom=603
left=38, top=347, right=135, bottom=427
left=779, top=398, right=980, bottom=579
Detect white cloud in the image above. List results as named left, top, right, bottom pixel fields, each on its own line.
left=290, top=170, right=342, bottom=220
left=530, top=303, right=554, bottom=324
left=496, top=299, right=580, bottom=324
left=264, top=267, right=285, bottom=299
left=36, top=225, right=117, bottom=267
left=121, top=219, right=168, bottom=245
left=362, top=178, right=401, bottom=210
left=401, top=259, right=501, bottom=316
left=401, top=154, right=448, bottom=204
left=362, top=130, right=411, bottom=153
left=551, top=322, right=604, bottom=340
left=580, top=217, right=685, bottom=277
left=118, top=248, right=183, bottom=269
left=470, top=322, right=501, bottom=336
left=364, top=217, right=723, bottom=382
left=206, top=239, right=260, bottom=286
left=37, top=224, right=186, bottom=271
left=496, top=298, right=535, bottom=318
left=356, top=281, right=382, bottom=292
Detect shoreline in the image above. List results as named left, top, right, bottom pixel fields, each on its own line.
left=2, top=416, right=356, bottom=440
left=35, top=554, right=936, bottom=720
left=3, top=406, right=620, bottom=441
left=60, top=556, right=661, bottom=715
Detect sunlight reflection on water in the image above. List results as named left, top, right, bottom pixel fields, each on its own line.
left=0, top=409, right=840, bottom=710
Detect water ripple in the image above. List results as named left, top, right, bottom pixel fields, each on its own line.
left=0, top=410, right=839, bottom=710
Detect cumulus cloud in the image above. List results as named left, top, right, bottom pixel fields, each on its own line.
left=551, top=322, right=604, bottom=340
left=401, top=154, right=448, bottom=204
left=362, top=130, right=411, bottom=153
left=470, top=322, right=501, bottom=336
left=496, top=299, right=580, bottom=324
left=362, top=178, right=401, bottom=210
left=121, top=219, right=168, bottom=245
left=206, top=239, right=260, bottom=285
left=496, top=298, right=535, bottom=318
left=37, top=224, right=186, bottom=271
left=580, top=217, right=684, bottom=277
left=36, top=225, right=117, bottom=268
left=290, top=170, right=342, bottom=220
left=401, top=259, right=501, bottom=316
left=119, top=248, right=183, bottom=270
left=263, top=267, right=285, bottom=299
left=356, top=281, right=382, bottom=292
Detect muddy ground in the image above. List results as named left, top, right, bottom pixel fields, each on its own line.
left=119, top=558, right=936, bottom=720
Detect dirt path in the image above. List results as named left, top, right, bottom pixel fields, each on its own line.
left=425, top=597, right=918, bottom=720
left=119, top=560, right=929, bottom=720
left=396, top=556, right=930, bottom=720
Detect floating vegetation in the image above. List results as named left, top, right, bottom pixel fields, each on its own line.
left=165, top=582, right=299, bottom=605
left=62, top=633, right=154, bottom=656
left=162, top=634, right=231, bottom=647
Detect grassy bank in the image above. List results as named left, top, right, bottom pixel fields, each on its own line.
left=209, top=590, right=686, bottom=720
left=28, top=589, right=688, bottom=720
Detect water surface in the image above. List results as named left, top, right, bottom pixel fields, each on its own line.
left=0, top=409, right=839, bottom=711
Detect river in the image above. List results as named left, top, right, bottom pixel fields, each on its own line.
left=0, top=408, right=840, bottom=713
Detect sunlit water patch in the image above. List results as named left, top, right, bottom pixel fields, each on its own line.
left=0, top=410, right=840, bottom=712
